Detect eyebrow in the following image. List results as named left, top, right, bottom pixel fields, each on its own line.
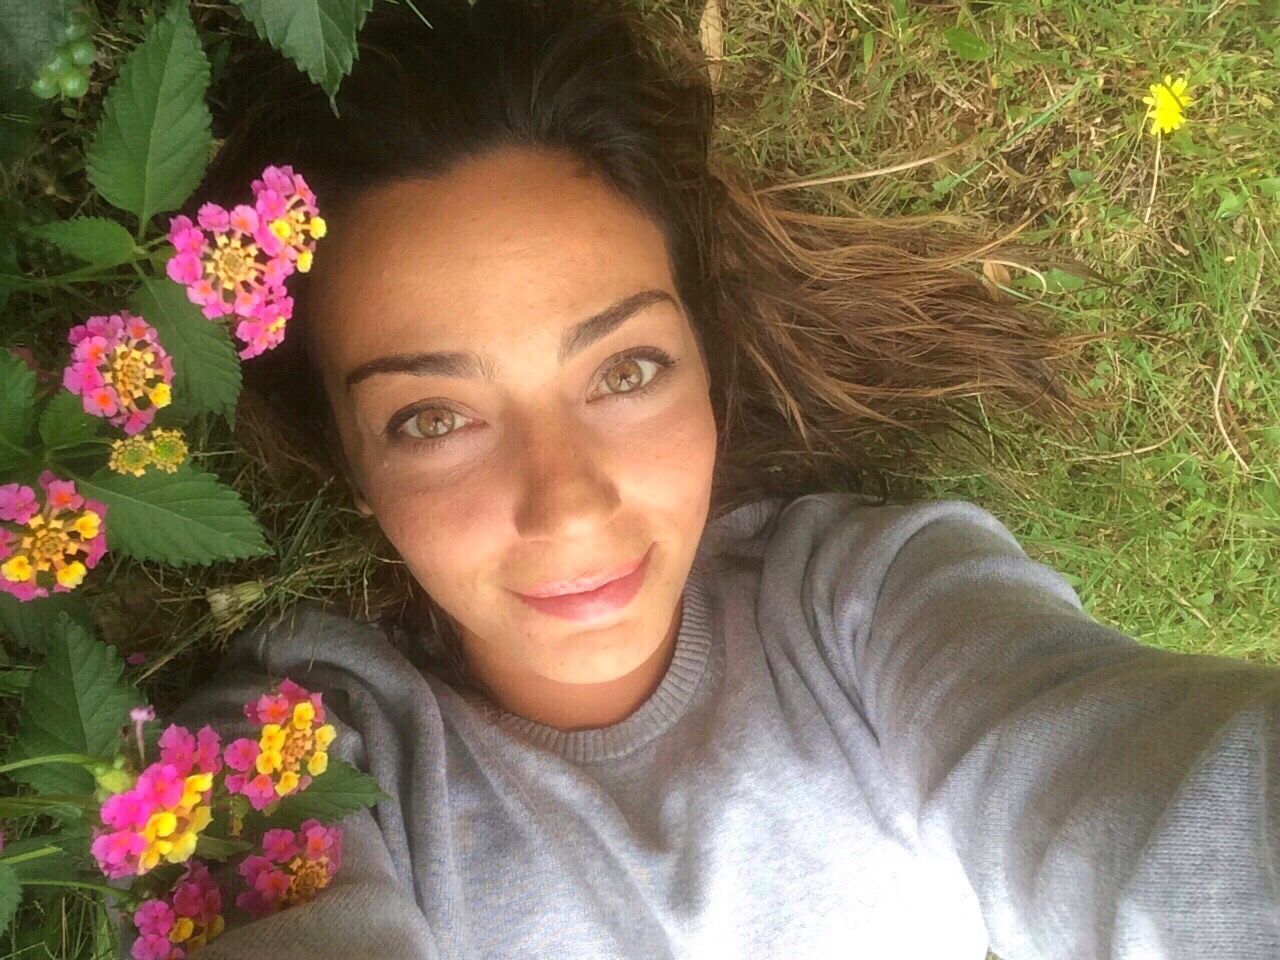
left=344, top=289, right=677, bottom=393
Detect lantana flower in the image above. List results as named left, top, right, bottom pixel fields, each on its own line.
left=236, top=819, right=343, bottom=918
left=0, top=472, right=108, bottom=601
left=1141, top=74, right=1193, bottom=137
left=223, top=679, right=336, bottom=811
left=107, top=427, right=190, bottom=477
left=91, top=724, right=222, bottom=878
left=166, top=164, right=325, bottom=360
left=130, top=859, right=226, bottom=960
left=62, top=311, right=175, bottom=435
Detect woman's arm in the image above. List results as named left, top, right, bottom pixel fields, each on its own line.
left=816, top=498, right=1280, bottom=959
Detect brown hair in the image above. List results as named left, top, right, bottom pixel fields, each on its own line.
left=192, top=0, right=1114, bottom=688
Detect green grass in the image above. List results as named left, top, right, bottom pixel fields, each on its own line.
left=669, top=0, right=1279, bottom=666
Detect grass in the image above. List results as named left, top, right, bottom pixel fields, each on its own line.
left=2, top=0, right=1278, bottom=956
left=670, top=0, right=1279, bottom=667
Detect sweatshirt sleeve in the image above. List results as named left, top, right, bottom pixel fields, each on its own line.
left=825, top=498, right=1280, bottom=960
left=159, top=644, right=442, bottom=960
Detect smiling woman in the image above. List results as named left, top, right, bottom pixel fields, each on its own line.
left=189, top=0, right=1105, bottom=709
left=166, top=2, right=1280, bottom=958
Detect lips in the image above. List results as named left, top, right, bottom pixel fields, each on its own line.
left=511, top=544, right=653, bottom=622
left=515, top=546, right=651, bottom=599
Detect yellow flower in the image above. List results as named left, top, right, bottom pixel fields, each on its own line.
left=56, top=561, right=86, bottom=588
left=296, top=249, right=314, bottom=272
left=291, top=701, right=316, bottom=730
left=1141, top=75, right=1193, bottom=136
left=309, top=216, right=327, bottom=239
left=171, top=917, right=195, bottom=943
left=73, top=510, right=101, bottom=539
left=255, top=749, right=283, bottom=775
left=314, top=724, right=337, bottom=751
left=2, top=554, right=35, bottom=582
left=306, top=750, right=329, bottom=776
left=260, top=724, right=287, bottom=753
left=108, top=436, right=153, bottom=477
left=179, top=772, right=213, bottom=808
left=146, top=427, right=188, bottom=473
left=143, top=811, right=177, bottom=841
left=148, top=382, right=171, bottom=408
left=275, top=770, right=301, bottom=796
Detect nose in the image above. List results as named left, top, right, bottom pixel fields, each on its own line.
left=509, top=411, right=622, bottom=541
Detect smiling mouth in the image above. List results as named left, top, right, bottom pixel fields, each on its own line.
left=513, top=545, right=652, bottom=598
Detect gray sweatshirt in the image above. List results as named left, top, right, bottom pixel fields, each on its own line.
left=173, top=492, right=1280, bottom=959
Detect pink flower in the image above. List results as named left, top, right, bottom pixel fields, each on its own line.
left=91, top=830, right=148, bottom=878
left=0, top=484, right=38, bottom=524
left=223, top=737, right=260, bottom=772
left=130, top=861, right=224, bottom=958
left=165, top=163, right=324, bottom=360
left=1, top=474, right=108, bottom=602
left=61, top=311, right=175, bottom=436
left=262, top=828, right=300, bottom=863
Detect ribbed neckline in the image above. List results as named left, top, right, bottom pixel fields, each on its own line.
left=453, top=551, right=717, bottom=764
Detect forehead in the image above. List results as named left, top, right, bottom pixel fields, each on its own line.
left=307, top=147, right=677, bottom=371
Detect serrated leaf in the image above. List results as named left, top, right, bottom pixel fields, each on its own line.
left=77, top=464, right=270, bottom=566
left=0, top=350, right=37, bottom=451
left=23, top=218, right=139, bottom=269
left=267, top=759, right=388, bottom=828
left=129, top=277, right=242, bottom=420
left=0, top=591, right=94, bottom=654
left=234, top=0, right=374, bottom=102
left=38, top=390, right=102, bottom=449
left=85, top=0, right=212, bottom=227
left=0, top=863, right=18, bottom=938
left=6, top=614, right=139, bottom=795
left=943, top=27, right=992, bottom=62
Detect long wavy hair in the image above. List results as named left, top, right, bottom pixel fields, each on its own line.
left=190, top=0, right=1115, bottom=689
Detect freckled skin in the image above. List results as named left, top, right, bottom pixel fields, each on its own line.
left=306, top=146, right=719, bottom=731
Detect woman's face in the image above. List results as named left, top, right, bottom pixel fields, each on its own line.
left=307, top=145, right=718, bottom=716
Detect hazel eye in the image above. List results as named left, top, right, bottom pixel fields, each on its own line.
left=597, top=355, right=658, bottom=396
left=396, top=407, right=472, bottom=441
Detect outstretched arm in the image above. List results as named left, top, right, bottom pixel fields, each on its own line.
left=821, top=499, right=1280, bottom=959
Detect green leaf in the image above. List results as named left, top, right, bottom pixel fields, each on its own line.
left=0, top=835, right=78, bottom=882
left=267, top=759, right=388, bottom=828
left=1067, top=168, right=1094, bottom=189
left=0, top=591, right=95, bottom=654
left=0, top=350, right=37, bottom=451
left=38, top=390, right=102, bottom=449
left=944, top=27, right=992, bottom=62
left=23, top=218, right=139, bottom=269
left=129, top=277, right=242, bottom=420
left=0, top=863, right=18, bottom=939
left=85, top=0, right=212, bottom=227
left=0, top=669, right=33, bottom=698
left=233, top=0, right=374, bottom=103
left=5, top=614, right=139, bottom=795
left=77, top=464, right=270, bottom=566
left=194, top=834, right=253, bottom=861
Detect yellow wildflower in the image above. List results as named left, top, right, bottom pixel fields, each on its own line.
left=1141, top=75, right=1193, bottom=136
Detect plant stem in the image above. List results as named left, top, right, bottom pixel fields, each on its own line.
left=0, top=753, right=100, bottom=776
left=0, top=845, right=61, bottom=866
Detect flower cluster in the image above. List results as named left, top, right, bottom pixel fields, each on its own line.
left=224, top=679, right=336, bottom=811
left=1142, top=74, right=1193, bottom=137
left=236, top=820, right=343, bottom=918
left=108, top=427, right=190, bottom=477
left=62, top=312, right=175, bottom=434
left=166, top=165, right=326, bottom=360
left=91, top=724, right=222, bottom=878
left=130, top=860, right=226, bottom=960
left=0, top=472, right=107, bottom=601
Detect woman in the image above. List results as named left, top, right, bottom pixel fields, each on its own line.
left=174, top=1, right=1279, bottom=957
